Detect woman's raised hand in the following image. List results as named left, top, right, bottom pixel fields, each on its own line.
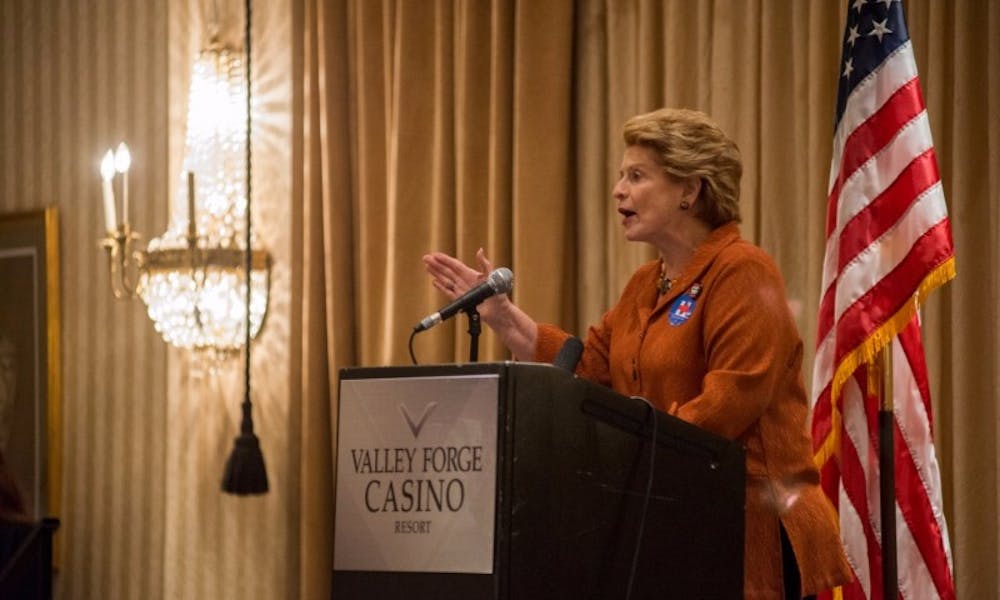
left=422, top=248, right=495, bottom=302
left=421, top=248, right=537, bottom=360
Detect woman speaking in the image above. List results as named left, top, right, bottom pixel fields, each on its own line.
left=423, top=108, right=852, bottom=598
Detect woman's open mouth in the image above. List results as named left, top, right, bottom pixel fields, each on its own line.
left=618, top=208, right=636, bottom=224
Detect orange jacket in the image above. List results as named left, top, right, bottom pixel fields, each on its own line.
left=535, top=224, right=852, bottom=597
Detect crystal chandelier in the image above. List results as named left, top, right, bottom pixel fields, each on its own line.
left=99, top=43, right=270, bottom=354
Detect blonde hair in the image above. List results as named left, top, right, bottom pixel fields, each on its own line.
left=622, top=108, right=743, bottom=227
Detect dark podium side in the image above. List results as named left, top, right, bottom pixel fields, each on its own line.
left=333, top=363, right=745, bottom=599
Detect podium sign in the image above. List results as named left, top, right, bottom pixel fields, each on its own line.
left=334, top=374, right=499, bottom=574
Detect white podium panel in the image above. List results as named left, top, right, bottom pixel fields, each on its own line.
left=334, top=374, right=499, bottom=574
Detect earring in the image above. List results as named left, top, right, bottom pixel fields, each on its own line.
left=680, top=200, right=690, bottom=210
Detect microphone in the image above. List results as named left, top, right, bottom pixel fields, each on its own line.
left=415, top=267, right=514, bottom=332
left=553, top=336, right=584, bottom=372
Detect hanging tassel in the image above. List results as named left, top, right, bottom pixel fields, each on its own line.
left=222, top=0, right=267, bottom=496
left=221, top=398, right=268, bottom=494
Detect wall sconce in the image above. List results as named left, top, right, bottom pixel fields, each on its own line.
left=98, top=43, right=270, bottom=355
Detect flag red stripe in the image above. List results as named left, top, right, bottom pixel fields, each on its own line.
left=837, top=149, right=940, bottom=271
left=819, top=459, right=840, bottom=511
left=841, top=579, right=869, bottom=600
left=840, top=395, right=884, bottom=596
left=894, top=421, right=956, bottom=599
left=841, top=78, right=925, bottom=181
left=826, top=181, right=840, bottom=239
left=825, top=78, right=925, bottom=237
left=897, top=320, right=933, bottom=430
left=833, top=221, right=953, bottom=363
left=895, top=321, right=954, bottom=597
left=811, top=385, right=833, bottom=449
left=817, top=279, right=836, bottom=349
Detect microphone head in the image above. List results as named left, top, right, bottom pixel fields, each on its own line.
left=487, top=267, right=514, bottom=294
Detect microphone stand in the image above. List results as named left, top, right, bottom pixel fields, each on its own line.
left=465, top=307, right=481, bottom=363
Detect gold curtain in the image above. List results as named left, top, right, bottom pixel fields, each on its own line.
left=292, top=0, right=999, bottom=598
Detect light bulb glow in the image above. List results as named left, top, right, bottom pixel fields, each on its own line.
left=152, top=46, right=248, bottom=252
left=114, top=142, right=132, bottom=173
left=135, top=45, right=268, bottom=352
left=100, top=150, right=116, bottom=180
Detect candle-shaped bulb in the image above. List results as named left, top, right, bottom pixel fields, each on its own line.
left=114, top=142, right=132, bottom=173
left=115, top=142, right=132, bottom=227
left=100, top=150, right=115, bottom=180
left=187, top=171, right=197, bottom=243
left=100, top=149, right=118, bottom=232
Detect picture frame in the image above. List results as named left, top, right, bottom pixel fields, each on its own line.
left=0, top=208, right=60, bottom=521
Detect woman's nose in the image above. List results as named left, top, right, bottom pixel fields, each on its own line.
left=612, top=178, right=626, bottom=199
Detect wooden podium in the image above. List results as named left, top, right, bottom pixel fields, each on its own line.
left=333, top=363, right=744, bottom=599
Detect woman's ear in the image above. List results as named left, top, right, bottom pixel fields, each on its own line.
left=683, top=177, right=702, bottom=203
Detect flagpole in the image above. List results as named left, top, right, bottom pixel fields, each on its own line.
left=873, top=344, right=897, bottom=599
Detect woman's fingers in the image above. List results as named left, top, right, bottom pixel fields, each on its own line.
left=423, top=252, right=477, bottom=296
left=425, top=252, right=471, bottom=278
left=423, top=253, right=461, bottom=280
left=430, top=278, right=458, bottom=299
left=423, top=248, right=508, bottom=300
left=475, top=247, right=494, bottom=275
left=422, top=249, right=511, bottom=325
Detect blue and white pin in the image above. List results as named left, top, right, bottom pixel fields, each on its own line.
left=668, top=282, right=702, bottom=326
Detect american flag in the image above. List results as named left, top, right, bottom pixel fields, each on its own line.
left=809, top=1, right=956, bottom=599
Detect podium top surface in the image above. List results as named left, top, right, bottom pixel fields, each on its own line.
left=340, top=361, right=523, bottom=380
